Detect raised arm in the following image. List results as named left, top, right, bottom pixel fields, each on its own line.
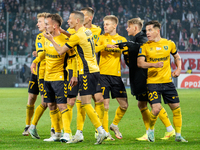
left=43, top=32, right=70, bottom=55
left=59, top=27, right=71, bottom=37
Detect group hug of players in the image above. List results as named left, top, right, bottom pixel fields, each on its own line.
left=22, top=7, right=187, bottom=145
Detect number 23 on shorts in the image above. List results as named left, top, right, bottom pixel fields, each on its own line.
left=148, top=91, right=158, bottom=101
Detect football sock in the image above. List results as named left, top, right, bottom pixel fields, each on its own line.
left=76, top=100, right=86, bottom=131
left=95, top=102, right=104, bottom=123
left=32, top=104, right=46, bottom=125
left=82, top=104, right=102, bottom=128
left=58, top=109, right=63, bottom=131
left=172, top=106, right=182, bottom=134
left=112, top=106, right=127, bottom=125
left=26, top=104, right=34, bottom=125
left=102, top=108, right=109, bottom=133
left=67, top=104, right=74, bottom=133
left=61, top=108, right=71, bottom=133
left=159, top=106, right=173, bottom=131
left=149, top=111, right=158, bottom=130
left=50, top=109, right=61, bottom=133
left=140, top=107, right=150, bottom=131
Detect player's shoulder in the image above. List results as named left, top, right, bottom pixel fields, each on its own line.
left=117, top=34, right=127, bottom=41
left=67, top=28, right=76, bottom=34
left=161, top=38, right=174, bottom=44
left=92, top=24, right=101, bottom=30
left=36, top=32, right=44, bottom=40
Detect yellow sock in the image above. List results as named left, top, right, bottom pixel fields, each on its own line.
left=95, top=102, right=104, bottom=124
left=158, top=106, right=172, bottom=127
left=112, top=106, right=127, bottom=125
left=103, top=109, right=109, bottom=132
left=83, top=104, right=102, bottom=128
left=31, top=104, right=46, bottom=125
left=76, top=100, right=86, bottom=131
left=172, top=106, right=182, bottom=134
left=58, top=109, right=63, bottom=130
left=67, top=104, right=74, bottom=133
left=26, top=104, right=34, bottom=125
left=149, top=112, right=158, bottom=130
left=50, top=109, right=61, bottom=133
left=140, top=107, right=150, bottom=131
left=61, top=109, right=71, bottom=133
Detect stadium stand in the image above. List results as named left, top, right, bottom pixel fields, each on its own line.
left=0, top=0, right=200, bottom=77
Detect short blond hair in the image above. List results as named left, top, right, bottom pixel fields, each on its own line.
left=37, top=12, right=50, bottom=19
left=103, top=15, right=118, bottom=25
left=127, top=18, right=144, bottom=30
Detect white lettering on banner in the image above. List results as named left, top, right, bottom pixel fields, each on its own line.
left=177, top=74, right=200, bottom=88
left=171, top=52, right=200, bottom=73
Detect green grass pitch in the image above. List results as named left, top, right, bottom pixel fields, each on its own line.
left=0, top=88, right=199, bottom=150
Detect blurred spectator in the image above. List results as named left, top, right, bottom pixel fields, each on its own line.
left=192, top=38, right=198, bottom=50
left=186, top=66, right=192, bottom=74
left=20, top=64, right=26, bottom=82
left=187, top=11, right=194, bottom=22
left=178, top=38, right=185, bottom=51
left=2, top=66, right=7, bottom=74
left=190, top=23, right=198, bottom=38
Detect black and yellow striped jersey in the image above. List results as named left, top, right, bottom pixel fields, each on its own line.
left=65, top=26, right=99, bottom=75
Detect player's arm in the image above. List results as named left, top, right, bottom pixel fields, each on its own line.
left=69, top=54, right=78, bottom=88
left=60, top=27, right=71, bottom=37
left=31, top=50, right=45, bottom=74
left=43, top=32, right=70, bottom=55
left=137, top=56, right=163, bottom=69
left=172, top=52, right=181, bottom=77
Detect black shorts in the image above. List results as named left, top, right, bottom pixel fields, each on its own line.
left=95, top=82, right=102, bottom=94
left=147, top=82, right=179, bottom=104
left=28, top=73, right=39, bottom=95
left=38, top=79, right=44, bottom=95
left=78, top=72, right=100, bottom=96
left=136, top=92, right=149, bottom=101
left=43, top=81, right=68, bottom=104
left=67, top=69, right=79, bottom=98
left=99, top=75, right=127, bottom=99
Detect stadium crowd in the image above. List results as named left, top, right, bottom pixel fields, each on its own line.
left=1, top=0, right=200, bottom=56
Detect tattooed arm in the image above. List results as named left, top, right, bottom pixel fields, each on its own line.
left=172, top=53, right=182, bottom=77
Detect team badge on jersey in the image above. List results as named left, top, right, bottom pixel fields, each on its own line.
left=94, top=35, right=97, bottom=39
left=117, top=40, right=122, bottom=43
left=164, top=46, right=168, bottom=50
left=50, top=43, right=53, bottom=47
left=139, top=48, right=142, bottom=53
left=37, top=43, right=43, bottom=48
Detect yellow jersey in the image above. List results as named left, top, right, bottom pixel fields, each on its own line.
left=33, top=33, right=76, bottom=81
left=35, top=32, right=46, bottom=79
left=66, top=24, right=101, bottom=70
left=66, top=28, right=77, bottom=71
left=65, top=26, right=99, bottom=75
left=96, top=33, right=127, bottom=77
left=138, top=38, right=177, bottom=84
left=67, top=24, right=101, bottom=44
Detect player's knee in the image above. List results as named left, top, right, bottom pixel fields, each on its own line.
left=152, top=108, right=160, bottom=116
left=121, top=104, right=128, bottom=110
left=28, top=94, right=37, bottom=105
left=138, top=101, right=147, bottom=110
left=41, top=102, right=48, bottom=108
left=104, top=104, right=109, bottom=110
